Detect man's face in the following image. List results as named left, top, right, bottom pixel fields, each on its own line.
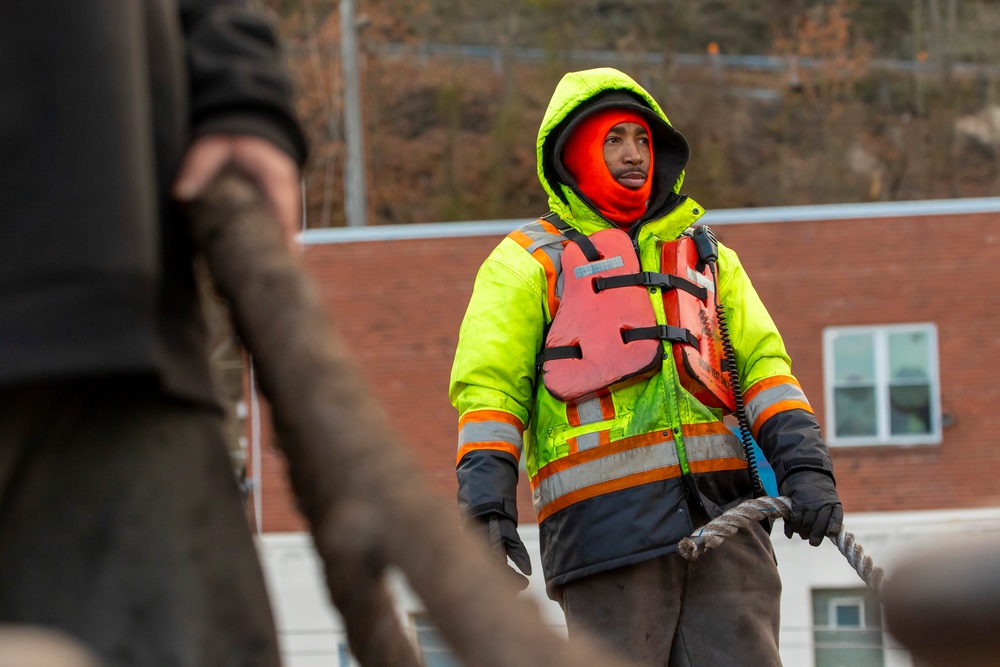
left=603, top=122, right=650, bottom=189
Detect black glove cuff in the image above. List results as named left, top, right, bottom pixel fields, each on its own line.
left=465, top=499, right=518, bottom=524
left=778, top=459, right=836, bottom=489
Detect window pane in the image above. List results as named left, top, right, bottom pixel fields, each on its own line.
left=827, top=324, right=940, bottom=445
left=834, top=387, right=877, bottom=437
left=888, top=331, right=930, bottom=382
left=814, top=590, right=884, bottom=667
left=835, top=603, right=862, bottom=627
left=833, top=333, right=875, bottom=383
left=890, top=384, right=932, bottom=435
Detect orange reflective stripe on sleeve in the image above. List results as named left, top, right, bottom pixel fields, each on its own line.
left=456, top=410, right=525, bottom=465
left=744, top=375, right=814, bottom=438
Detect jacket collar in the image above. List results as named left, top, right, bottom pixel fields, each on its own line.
left=551, top=187, right=705, bottom=242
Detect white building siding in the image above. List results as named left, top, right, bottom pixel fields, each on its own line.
left=258, top=506, right=1000, bottom=666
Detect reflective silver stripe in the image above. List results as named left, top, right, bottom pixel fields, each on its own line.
left=576, top=432, right=602, bottom=451
left=684, top=432, right=746, bottom=463
left=574, top=255, right=624, bottom=278
left=525, top=236, right=564, bottom=255
left=574, top=396, right=605, bottom=425
left=533, top=431, right=747, bottom=512
left=745, top=382, right=810, bottom=427
left=458, top=421, right=523, bottom=455
left=532, top=440, right=679, bottom=511
left=520, top=221, right=565, bottom=254
left=539, top=241, right=565, bottom=301
left=519, top=221, right=566, bottom=300
left=686, top=266, right=716, bottom=294
left=572, top=397, right=609, bottom=451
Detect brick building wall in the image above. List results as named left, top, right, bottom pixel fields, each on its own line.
left=252, top=203, right=1000, bottom=532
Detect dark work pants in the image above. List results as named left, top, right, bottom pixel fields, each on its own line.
left=559, top=520, right=782, bottom=667
left=0, top=377, right=281, bottom=667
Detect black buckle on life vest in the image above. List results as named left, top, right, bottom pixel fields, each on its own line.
left=622, top=325, right=699, bottom=348
left=594, top=272, right=707, bottom=300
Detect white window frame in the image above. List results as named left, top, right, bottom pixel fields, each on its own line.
left=823, top=323, right=942, bottom=446
left=828, top=596, right=866, bottom=629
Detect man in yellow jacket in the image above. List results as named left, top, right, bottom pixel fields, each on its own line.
left=450, top=67, right=842, bottom=665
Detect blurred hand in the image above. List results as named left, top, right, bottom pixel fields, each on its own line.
left=174, top=134, right=301, bottom=249
left=780, top=470, right=843, bottom=547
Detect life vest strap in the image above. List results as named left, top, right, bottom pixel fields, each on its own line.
left=543, top=211, right=601, bottom=261
left=594, top=272, right=707, bottom=300
left=623, top=325, right=699, bottom=348
left=536, top=345, right=584, bottom=367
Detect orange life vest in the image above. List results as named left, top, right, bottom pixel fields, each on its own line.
left=538, top=228, right=660, bottom=402
left=537, top=226, right=736, bottom=411
left=660, top=235, right=736, bottom=413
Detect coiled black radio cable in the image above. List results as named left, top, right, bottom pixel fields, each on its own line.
left=691, top=225, right=763, bottom=497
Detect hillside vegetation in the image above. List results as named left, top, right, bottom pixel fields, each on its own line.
left=264, top=0, right=1000, bottom=227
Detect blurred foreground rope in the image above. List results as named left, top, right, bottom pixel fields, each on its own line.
left=184, top=169, right=635, bottom=667
left=677, top=496, right=886, bottom=602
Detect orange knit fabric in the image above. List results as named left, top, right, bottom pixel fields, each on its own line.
left=561, top=108, right=654, bottom=226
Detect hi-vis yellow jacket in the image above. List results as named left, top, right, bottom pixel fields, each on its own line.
left=451, top=68, right=833, bottom=595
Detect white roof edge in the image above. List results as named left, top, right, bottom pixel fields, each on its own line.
left=299, top=197, right=1000, bottom=245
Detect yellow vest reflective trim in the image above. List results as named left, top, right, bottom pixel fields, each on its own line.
left=568, top=429, right=612, bottom=454
left=744, top=375, right=814, bottom=437
left=530, top=425, right=746, bottom=521
left=456, top=409, right=524, bottom=465
left=567, top=392, right=616, bottom=426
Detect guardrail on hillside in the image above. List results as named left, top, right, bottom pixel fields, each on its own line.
left=369, top=42, right=1000, bottom=78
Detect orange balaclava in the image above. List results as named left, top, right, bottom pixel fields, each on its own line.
left=561, top=107, right=654, bottom=227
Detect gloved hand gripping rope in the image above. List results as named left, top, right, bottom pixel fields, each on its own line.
left=677, top=496, right=886, bottom=602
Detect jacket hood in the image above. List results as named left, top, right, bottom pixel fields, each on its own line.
left=537, top=68, right=690, bottom=232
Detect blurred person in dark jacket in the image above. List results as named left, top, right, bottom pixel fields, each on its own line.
left=0, top=1, right=307, bottom=665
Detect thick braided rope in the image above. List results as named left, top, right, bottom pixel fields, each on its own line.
left=677, top=496, right=886, bottom=602
left=832, top=526, right=886, bottom=601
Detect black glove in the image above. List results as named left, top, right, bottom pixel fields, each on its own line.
left=473, top=513, right=532, bottom=591
left=780, top=470, right=844, bottom=547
